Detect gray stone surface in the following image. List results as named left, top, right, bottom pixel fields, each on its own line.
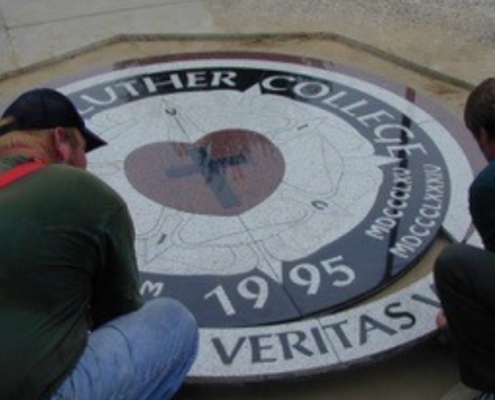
left=49, top=51, right=471, bottom=384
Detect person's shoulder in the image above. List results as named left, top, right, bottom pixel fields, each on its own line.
left=470, top=161, right=495, bottom=199
left=45, top=163, right=106, bottom=184
left=44, top=164, right=125, bottom=204
left=473, top=161, right=495, bottom=185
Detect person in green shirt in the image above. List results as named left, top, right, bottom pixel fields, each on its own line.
left=435, top=78, right=495, bottom=399
left=0, top=88, right=198, bottom=400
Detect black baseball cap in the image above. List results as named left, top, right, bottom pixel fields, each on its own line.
left=0, top=88, right=106, bottom=152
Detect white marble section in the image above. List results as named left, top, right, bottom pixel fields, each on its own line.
left=188, top=274, right=440, bottom=379
left=189, top=318, right=340, bottom=379
left=319, top=276, right=439, bottom=363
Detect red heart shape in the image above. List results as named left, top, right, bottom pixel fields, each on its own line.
left=124, top=129, right=285, bottom=216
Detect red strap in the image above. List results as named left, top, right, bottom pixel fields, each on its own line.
left=0, top=160, right=46, bottom=190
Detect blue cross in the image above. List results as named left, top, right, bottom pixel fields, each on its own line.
left=166, top=146, right=248, bottom=209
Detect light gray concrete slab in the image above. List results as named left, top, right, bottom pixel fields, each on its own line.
left=0, top=0, right=189, bottom=26
left=203, top=0, right=495, bottom=85
left=5, top=1, right=214, bottom=69
left=0, top=25, right=19, bottom=74
left=0, top=0, right=494, bottom=84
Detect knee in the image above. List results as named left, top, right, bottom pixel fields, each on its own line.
left=147, top=298, right=199, bottom=363
left=435, top=243, right=465, bottom=270
left=142, top=298, right=198, bottom=347
left=145, top=298, right=197, bottom=331
left=434, top=243, right=472, bottom=285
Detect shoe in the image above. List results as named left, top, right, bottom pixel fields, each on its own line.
left=472, top=392, right=495, bottom=400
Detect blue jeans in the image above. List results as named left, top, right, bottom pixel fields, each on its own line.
left=51, top=298, right=199, bottom=400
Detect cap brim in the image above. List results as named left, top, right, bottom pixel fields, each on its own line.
left=82, top=127, right=107, bottom=152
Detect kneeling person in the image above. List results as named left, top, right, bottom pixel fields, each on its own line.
left=0, top=88, right=198, bottom=400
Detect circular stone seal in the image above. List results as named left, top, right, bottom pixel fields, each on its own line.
left=56, top=52, right=473, bottom=381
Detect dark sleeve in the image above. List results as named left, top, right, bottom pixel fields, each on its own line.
left=90, top=203, right=144, bottom=328
left=470, top=177, right=495, bottom=252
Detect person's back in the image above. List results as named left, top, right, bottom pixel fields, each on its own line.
left=0, top=87, right=198, bottom=400
left=0, top=161, right=141, bottom=399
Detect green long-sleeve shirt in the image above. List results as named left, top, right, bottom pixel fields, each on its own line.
left=0, top=157, right=143, bottom=399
